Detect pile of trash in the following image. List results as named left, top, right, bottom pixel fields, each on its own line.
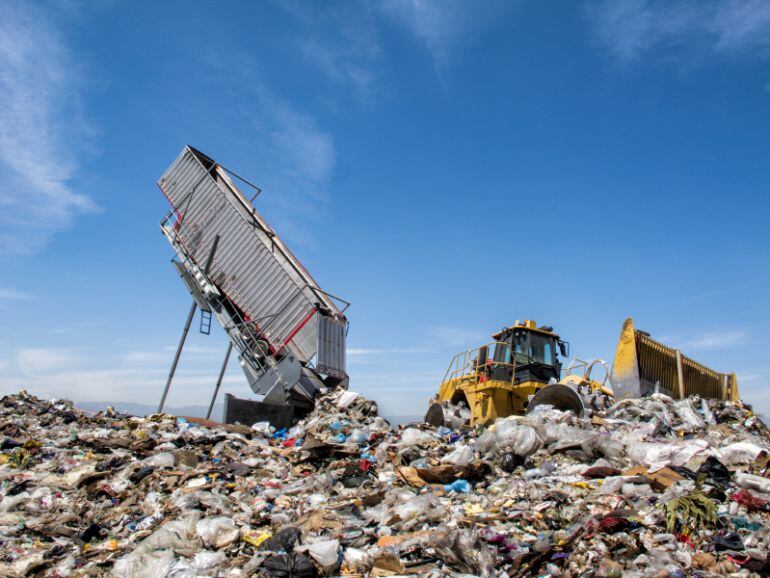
left=0, top=389, right=769, bottom=577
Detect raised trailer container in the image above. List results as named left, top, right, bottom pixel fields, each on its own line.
left=158, top=145, right=349, bottom=424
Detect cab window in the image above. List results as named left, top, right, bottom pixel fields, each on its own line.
left=493, top=342, right=512, bottom=364
left=529, top=333, right=553, bottom=365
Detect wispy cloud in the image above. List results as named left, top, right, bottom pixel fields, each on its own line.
left=0, top=2, right=97, bottom=255
left=665, top=329, right=748, bottom=351
left=712, top=0, right=770, bottom=54
left=585, top=0, right=770, bottom=62
left=199, top=50, right=337, bottom=246
left=2, top=342, right=251, bottom=406
left=279, top=2, right=382, bottom=99
left=347, top=347, right=432, bottom=356
left=17, top=348, right=83, bottom=376
left=378, top=0, right=511, bottom=69
left=262, top=95, right=336, bottom=204
left=0, top=287, right=29, bottom=301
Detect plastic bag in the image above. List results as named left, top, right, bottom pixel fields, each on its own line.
left=493, top=418, right=542, bottom=456
left=307, top=539, right=340, bottom=569
left=628, top=439, right=710, bottom=471
left=346, top=429, right=369, bottom=445
left=444, top=479, right=471, bottom=493
left=672, top=399, right=705, bottom=431
left=337, top=391, right=361, bottom=409
left=262, top=553, right=318, bottom=578
left=343, top=547, right=370, bottom=572
left=251, top=421, right=273, bottom=435
left=112, top=549, right=175, bottom=578
left=397, top=428, right=435, bottom=447
left=719, top=441, right=767, bottom=465
left=195, top=516, right=239, bottom=549
left=474, top=430, right=496, bottom=454
left=736, top=472, right=770, bottom=494
left=141, top=452, right=175, bottom=468
left=440, top=444, right=473, bottom=466
left=393, top=493, right=445, bottom=522
left=167, top=551, right=226, bottom=577
left=140, top=514, right=202, bottom=557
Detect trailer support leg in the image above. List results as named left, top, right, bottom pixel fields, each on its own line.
left=157, top=235, right=221, bottom=414
left=158, top=302, right=197, bottom=413
left=207, top=342, right=233, bottom=420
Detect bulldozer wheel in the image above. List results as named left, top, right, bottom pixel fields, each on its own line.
left=425, top=403, right=446, bottom=427
left=527, top=383, right=585, bottom=417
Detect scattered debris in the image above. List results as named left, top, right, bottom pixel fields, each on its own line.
left=0, top=389, right=769, bottom=576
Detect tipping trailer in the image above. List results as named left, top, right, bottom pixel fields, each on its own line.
left=158, top=146, right=349, bottom=426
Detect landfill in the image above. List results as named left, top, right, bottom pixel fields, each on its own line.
left=1, top=389, right=769, bottom=577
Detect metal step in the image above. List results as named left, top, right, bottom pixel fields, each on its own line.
left=199, top=309, right=212, bottom=335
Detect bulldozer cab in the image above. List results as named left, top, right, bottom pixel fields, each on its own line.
left=490, top=321, right=566, bottom=385
left=428, top=319, right=574, bottom=427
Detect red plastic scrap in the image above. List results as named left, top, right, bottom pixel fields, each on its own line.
left=584, top=515, right=632, bottom=537
left=730, top=489, right=768, bottom=511
left=281, top=437, right=297, bottom=448
left=726, top=554, right=750, bottom=566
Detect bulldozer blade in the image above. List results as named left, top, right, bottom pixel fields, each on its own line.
left=527, top=383, right=585, bottom=417
left=609, top=318, right=739, bottom=401
left=609, top=318, right=642, bottom=400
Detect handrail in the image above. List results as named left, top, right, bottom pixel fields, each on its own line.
left=565, top=357, right=610, bottom=386
left=442, top=342, right=518, bottom=385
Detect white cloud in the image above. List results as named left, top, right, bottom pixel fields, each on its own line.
left=2, top=343, right=251, bottom=406
left=347, top=347, right=432, bottom=356
left=712, top=0, right=770, bottom=54
left=666, top=329, right=748, bottom=351
left=264, top=96, right=336, bottom=203
left=284, top=3, right=382, bottom=99
left=378, top=0, right=511, bottom=68
left=0, top=2, right=98, bottom=255
left=17, top=348, right=82, bottom=376
left=0, top=287, right=29, bottom=301
left=199, top=49, right=337, bottom=244
left=585, top=0, right=770, bottom=62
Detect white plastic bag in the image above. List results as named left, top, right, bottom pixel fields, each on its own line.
left=397, top=428, right=435, bottom=447
left=493, top=418, right=542, bottom=456
left=346, top=429, right=369, bottom=444
left=195, top=516, right=239, bottom=549
left=735, top=472, right=770, bottom=494
left=672, top=399, right=705, bottom=430
left=112, top=549, right=175, bottom=578
left=141, top=452, right=175, bottom=468
left=474, top=430, right=496, bottom=454
left=251, top=421, right=272, bottom=435
left=719, top=441, right=767, bottom=465
left=393, top=493, right=445, bottom=522
left=308, top=539, right=340, bottom=569
left=343, top=547, right=370, bottom=571
left=440, top=444, right=473, bottom=466
left=337, top=391, right=361, bottom=409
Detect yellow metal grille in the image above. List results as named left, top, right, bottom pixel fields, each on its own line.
left=635, top=331, right=734, bottom=400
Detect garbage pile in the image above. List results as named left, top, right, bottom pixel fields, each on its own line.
left=1, top=389, right=769, bottom=577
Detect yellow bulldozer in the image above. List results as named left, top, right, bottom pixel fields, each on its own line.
left=425, top=318, right=739, bottom=427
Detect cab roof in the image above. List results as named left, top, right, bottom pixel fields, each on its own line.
left=492, top=320, right=560, bottom=340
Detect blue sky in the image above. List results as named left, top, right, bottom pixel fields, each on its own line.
left=1, top=0, right=769, bottom=418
